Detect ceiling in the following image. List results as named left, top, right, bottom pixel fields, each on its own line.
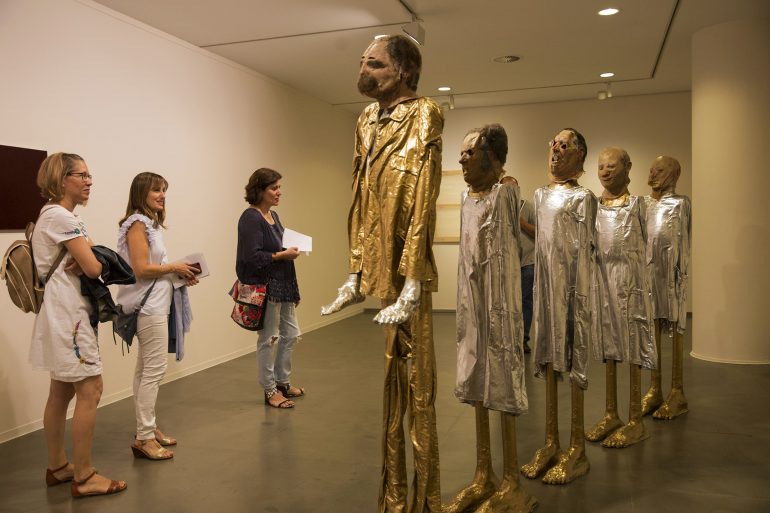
left=92, top=0, right=770, bottom=113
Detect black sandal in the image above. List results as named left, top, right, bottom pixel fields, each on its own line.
left=277, top=383, right=305, bottom=398
left=264, top=389, right=294, bottom=408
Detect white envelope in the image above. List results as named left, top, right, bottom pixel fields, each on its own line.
left=282, top=228, right=312, bottom=253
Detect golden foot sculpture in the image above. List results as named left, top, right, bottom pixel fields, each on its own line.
left=653, top=388, right=688, bottom=420
left=542, top=446, right=589, bottom=485
left=601, top=419, right=649, bottom=448
left=520, top=442, right=560, bottom=480
left=443, top=478, right=498, bottom=513
left=585, top=414, right=624, bottom=442
left=475, top=479, right=538, bottom=513
left=641, top=386, right=664, bottom=416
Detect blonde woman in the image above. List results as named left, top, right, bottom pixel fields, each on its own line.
left=30, top=153, right=127, bottom=497
left=117, top=172, right=198, bottom=460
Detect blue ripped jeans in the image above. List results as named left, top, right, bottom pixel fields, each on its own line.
left=256, top=300, right=301, bottom=392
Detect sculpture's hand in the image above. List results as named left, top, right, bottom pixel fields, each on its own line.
left=320, top=273, right=365, bottom=315
left=373, top=279, right=421, bottom=325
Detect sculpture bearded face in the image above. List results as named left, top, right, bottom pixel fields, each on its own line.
left=357, top=40, right=403, bottom=101
left=548, top=130, right=584, bottom=183
left=648, top=156, right=681, bottom=194
left=598, top=148, right=631, bottom=197
left=460, top=132, right=499, bottom=192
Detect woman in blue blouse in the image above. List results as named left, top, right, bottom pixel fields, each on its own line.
left=237, top=168, right=303, bottom=408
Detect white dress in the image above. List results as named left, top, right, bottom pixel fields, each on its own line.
left=29, top=204, right=102, bottom=381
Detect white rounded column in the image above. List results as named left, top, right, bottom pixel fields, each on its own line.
left=691, top=19, right=770, bottom=363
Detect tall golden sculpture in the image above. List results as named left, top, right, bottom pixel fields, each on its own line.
left=641, top=156, right=691, bottom=420
left=445, top=125, right=536, bottom=513
left=321, top=35, right=443, bottom=513
left=586, top=147, right=657, bottom=448
left=521, top=128, right=595, bottom=485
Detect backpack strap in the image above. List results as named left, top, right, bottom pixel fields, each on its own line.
left=26, top=219, right=67, bottom=285
left=44, top=248, right=67, bottom=284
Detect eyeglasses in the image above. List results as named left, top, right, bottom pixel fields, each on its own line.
left=67, top=172, right=93, bottom=182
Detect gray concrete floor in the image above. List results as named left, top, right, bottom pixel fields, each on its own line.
left=1, top=312, right=769, bottom=513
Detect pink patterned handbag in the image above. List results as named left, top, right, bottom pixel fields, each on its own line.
left=228, top=280, right=267, bottom=331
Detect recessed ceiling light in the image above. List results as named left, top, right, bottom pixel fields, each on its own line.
left=600, top=72, right=615, bottom=78
left=598, top=8, right=620, bottom=16
left=438, top=86, right=451, bottom=92
left=493, top=55, right=520, bottom=63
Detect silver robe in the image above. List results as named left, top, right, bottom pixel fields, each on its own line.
left=593, top=196, right=656, bottom=369
left=532, top=184, right=597, bottom=389
left=456, top=183, right=528, bottom=415
left=645, top=194, right=691, bottom=333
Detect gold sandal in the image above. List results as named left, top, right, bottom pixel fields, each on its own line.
left=131, top=438, right=174, bottom=460
left=154, top=427, right=177, bottom=446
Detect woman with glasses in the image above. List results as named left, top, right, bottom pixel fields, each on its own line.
left=117, top=172, right=198, bottom=460
left=236, top=167, right=303, bottom=408
left=30, top=153, right=127, bottom=497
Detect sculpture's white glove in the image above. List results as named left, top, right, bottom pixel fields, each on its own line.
left=320, top=273, right=365, bottom=315
left=373, top=278, right=421, bottom=325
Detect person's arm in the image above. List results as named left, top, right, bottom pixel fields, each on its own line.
left=375, top=100, right=443, bottom=325
left=126, top=221, right=196, bottom=280
left=519, top=201, right=536, bottom=238
left=63, top=236, right=102, bottom=279
left=520, top=217, right=536, bottom=238
left=397, top=99, right=443, bottom=283
left=347, top=108, right=370, bottom=274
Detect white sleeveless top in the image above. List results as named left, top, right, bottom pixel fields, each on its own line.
left=116, top=213, right=173, bottom=315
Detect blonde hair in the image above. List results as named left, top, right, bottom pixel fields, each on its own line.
left=119, top=172, right=169, bottom=229
left=36, top=152, right=85, bottom=201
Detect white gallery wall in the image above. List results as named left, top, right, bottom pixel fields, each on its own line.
left=0, top=0, right=358, bottom=442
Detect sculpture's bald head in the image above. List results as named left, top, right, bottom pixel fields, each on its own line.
left=648, top=155, right=681, bottom=196
left=598, top=147, right=631, bottom=197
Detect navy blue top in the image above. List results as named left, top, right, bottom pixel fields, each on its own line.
left=236, top=208, right=300, bottom=302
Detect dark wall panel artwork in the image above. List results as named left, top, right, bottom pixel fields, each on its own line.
left=0, top=145, right=48, bottom=231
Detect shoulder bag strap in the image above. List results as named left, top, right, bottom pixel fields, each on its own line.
left=134, top=279, right=158, bottom=314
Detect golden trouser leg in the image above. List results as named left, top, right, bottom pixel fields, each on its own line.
left=379, top=299, right=409, bottom=513
left=603, top=364, right=650, bottom=448
left=521, top=363, right=561, bottom=479
left=407, top=292, right=442, bottom=513
left=585, top=360, right=624, bottom=442
left=442, top=404, right=497, bottom=513
left=543, top=382, right=590, bottom=485
left=642, top=319, right=664, bottom=415
left=476, top=413, right=538, bottom=513
left=654, top=325, right=689, bottom=420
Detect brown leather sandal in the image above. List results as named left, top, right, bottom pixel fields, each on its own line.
left=45, top=461, right=73, bottom=486
left=71, top=470, right=127, bottom=498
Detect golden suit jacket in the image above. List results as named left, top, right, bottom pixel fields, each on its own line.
left=347, top=97, right=443, bottom=298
